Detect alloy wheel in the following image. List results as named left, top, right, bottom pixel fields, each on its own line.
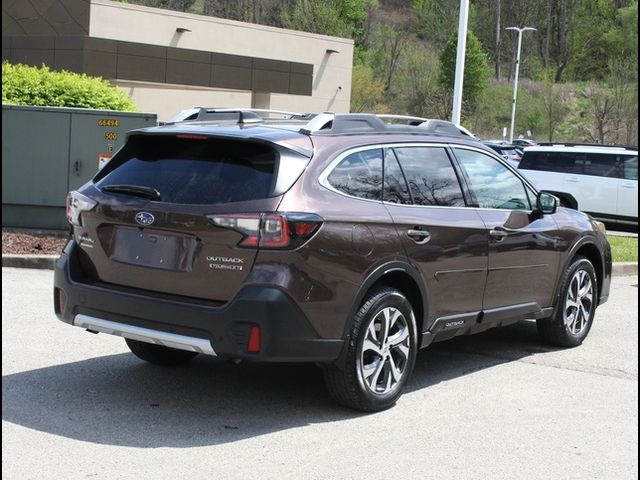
left=563, top=269, right=594, bottom=335
left=359, top=307, right=411, bottom=395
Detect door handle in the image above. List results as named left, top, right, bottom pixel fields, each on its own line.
left=621, top=183, right=636, bottom=189
left=73, top=160, right=82, bottom=176
left=566, top=177, right=580, bottom=183
left=489, top=228, right=509, bottom=240
left=407, top=229, right=431, bottom=244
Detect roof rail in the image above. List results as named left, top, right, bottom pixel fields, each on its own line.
left=299, top=113, right=475, bottom=138
left=165, top=107, right=313, bottom=125
left=376, top=114, right=430, bottom=125
left=537, top=142, right=638, bottom=151
left=164, top=108, right=476, bottom=139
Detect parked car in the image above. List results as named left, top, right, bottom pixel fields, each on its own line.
left=518, top=143, right=638, bottom=228
left=512, top=138, right=538, bottom=148
left=55, top=111, right=612, bottom=411
left=482, top=141, right=523, bottom=167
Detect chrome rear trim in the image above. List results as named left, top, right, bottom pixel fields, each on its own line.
left=73, top=314, right=216, bottom=356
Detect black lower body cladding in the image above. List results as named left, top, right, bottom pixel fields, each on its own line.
left=54, top=241, right=343, bottom=362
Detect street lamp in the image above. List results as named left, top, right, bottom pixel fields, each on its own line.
left=506, top=26, right=536, bottom=143
left=451, top=0, right=470, bottom=126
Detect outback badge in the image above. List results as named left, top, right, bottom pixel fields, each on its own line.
left=135, top=211, right=155, bottom=226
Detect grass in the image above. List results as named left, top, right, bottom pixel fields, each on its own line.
left=607, top=235, right=638, bottom=263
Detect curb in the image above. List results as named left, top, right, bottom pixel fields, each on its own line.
left=2, top=254, right=638, bottom=276
left=2, top=254, right=58, bottom=270
left=611, top=262, right=638, bottom=276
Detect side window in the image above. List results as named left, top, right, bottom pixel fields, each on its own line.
left=327, top=149, right=383, bottom=201
left=622, top=155, right=638, bottom=180
left=454, top=148, right=531, bottom=210
left=383, top=149, right=412, bottom=204
left=519, top=151, right=583, bottom=174
left=393, top=147, right=466, bottom=207
left=581, top=153, right=620, bottom=178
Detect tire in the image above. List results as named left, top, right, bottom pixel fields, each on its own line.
left=323, top=287, right=418, bottom=412
left=537, top=256, right=598, bottom=347
left=125, top=338, right=199, bottom=366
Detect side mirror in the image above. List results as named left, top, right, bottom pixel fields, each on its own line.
left=537, top=192, right=558, bottom=214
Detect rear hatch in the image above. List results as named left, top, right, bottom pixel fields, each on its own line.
left=72, top=132, right=311, bottom=302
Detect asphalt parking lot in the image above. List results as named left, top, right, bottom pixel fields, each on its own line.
left=2, top=267, right=638, bottom=480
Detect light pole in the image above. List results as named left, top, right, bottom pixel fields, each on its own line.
left=451, top=0, right=470, bottom=126
left=506, top=26, right=536, bottom=143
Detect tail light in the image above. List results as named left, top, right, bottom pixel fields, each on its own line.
left=207, top=212, right=323, bottom=250
left=66, top=191, right=97, bottom=227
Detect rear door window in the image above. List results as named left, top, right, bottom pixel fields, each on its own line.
left=519, top=151, right=583, bottom=174
left=95, top=135, right=279, bottom=204
left=382, top=149, right=412, bottom=204
left=392, top=146, right=465, bottom=207
left=580, top=153, right=620, bottom=178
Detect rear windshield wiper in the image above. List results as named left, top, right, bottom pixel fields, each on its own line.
left=101, top=184, right=161, bottom=201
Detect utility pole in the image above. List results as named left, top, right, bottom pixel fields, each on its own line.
left=451, top=0, right=469, bottom=127
left=506, top=26, right=536, bottom=143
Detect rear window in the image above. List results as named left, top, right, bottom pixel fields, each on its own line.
left=95, top=135, right=285, bottom=204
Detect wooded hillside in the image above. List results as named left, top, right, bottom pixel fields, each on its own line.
left=122, top=0, right=638, bottom=144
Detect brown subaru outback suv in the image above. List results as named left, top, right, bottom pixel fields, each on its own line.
left=55, top=110, right=612, bottom=411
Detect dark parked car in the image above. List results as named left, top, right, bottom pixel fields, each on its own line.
left=55, top=110, right=612, bottom=411
left=483, top=141, right=524, bottom=167
left=512, top=138, right=538, bottom=148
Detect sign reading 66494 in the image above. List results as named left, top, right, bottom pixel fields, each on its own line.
left=98, top=119, right=119, bottom=127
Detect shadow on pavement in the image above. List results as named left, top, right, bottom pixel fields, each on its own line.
left=3, top=321, right=558, bottom=448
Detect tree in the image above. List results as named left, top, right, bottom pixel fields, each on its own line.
left=350, top=63, right=387, bottom=112
left=412, top=0, right=462, bottom=47
left=438, top=31, right=491, bottom=111
left=539, top=69, right=569, bottom=141
left=578, top=85, right=617, bottom=144
left=394, top=44, right=451, bottom=118
left=368, top=20, right=408, bottom=94
left=203, top=0, right=289, bottom=26
left=281, top=0, right=377, bottom=47
left=549, top=0, right=577, bottom=82
left=118, top=0, right=197, bottom=12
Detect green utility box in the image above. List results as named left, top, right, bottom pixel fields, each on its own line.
left=2, top=105, right=157, bottom=230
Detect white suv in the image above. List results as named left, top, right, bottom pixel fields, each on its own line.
left=518, top=144, right=638, bottom=227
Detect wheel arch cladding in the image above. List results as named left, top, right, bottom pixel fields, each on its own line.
left=573, top=243, right=604, bottom=302
left=372, top=272, right=424, bottom=334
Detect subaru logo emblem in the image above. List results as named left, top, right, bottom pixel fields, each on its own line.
left=135, top=211, right=155, bottom=226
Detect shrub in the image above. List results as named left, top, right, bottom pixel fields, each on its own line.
left=2, top=61, right=137, bottom=111
left=438, top=31, right=491, bottom=110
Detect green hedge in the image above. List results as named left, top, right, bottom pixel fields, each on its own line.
left=2, top=61, right=137, bottom=111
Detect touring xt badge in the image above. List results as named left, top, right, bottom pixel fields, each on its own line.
left=207, top=256, right=245, bottom=271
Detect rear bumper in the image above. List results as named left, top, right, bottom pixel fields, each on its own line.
left=54, top=241, right=343, bottom=362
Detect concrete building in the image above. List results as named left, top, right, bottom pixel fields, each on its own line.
left=2, top=0, right=354, bottom=120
